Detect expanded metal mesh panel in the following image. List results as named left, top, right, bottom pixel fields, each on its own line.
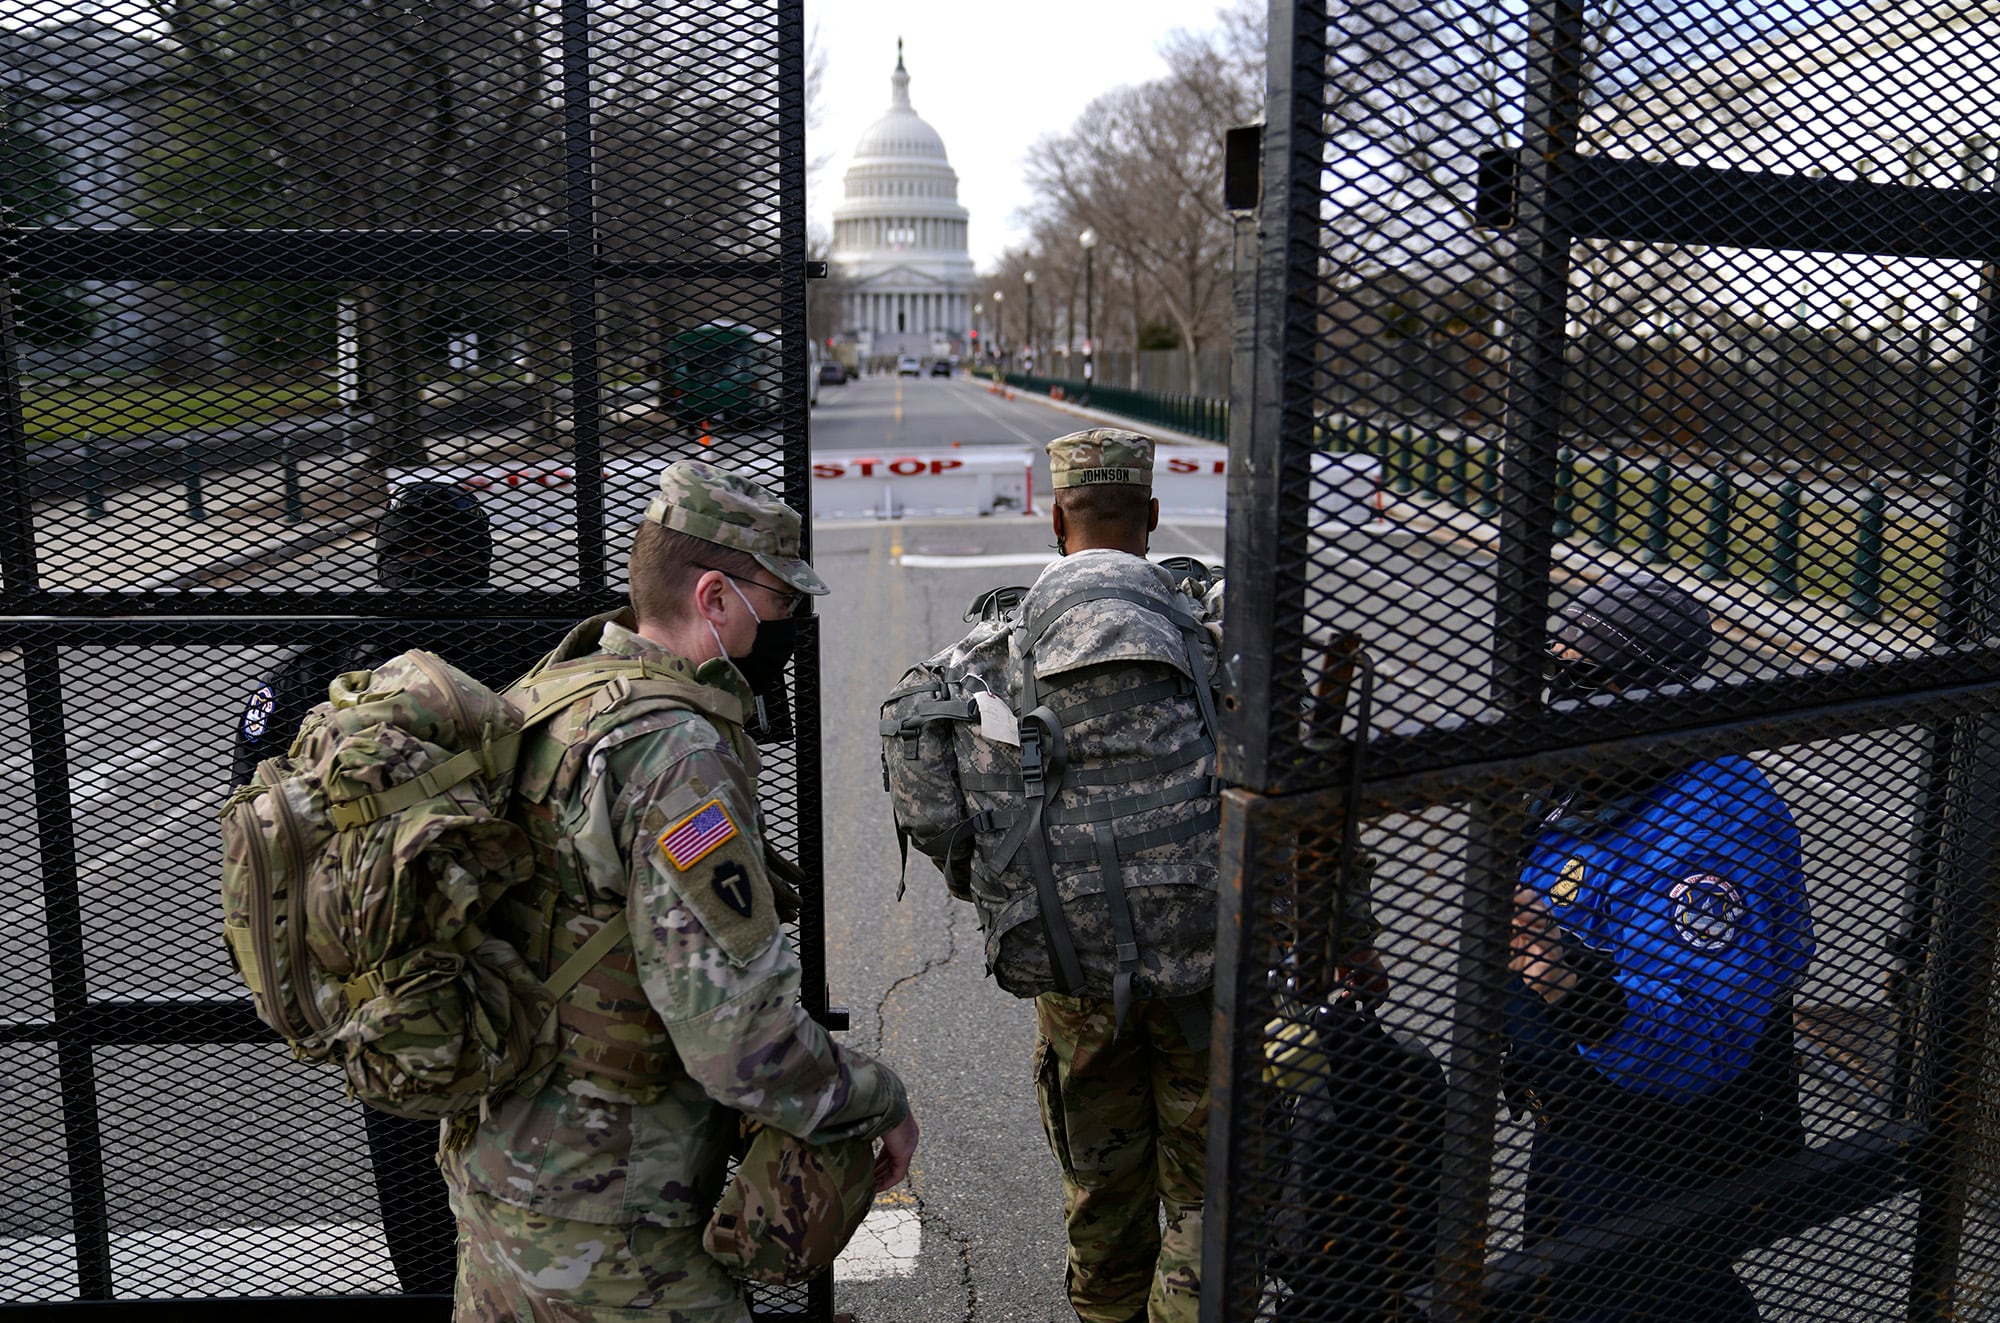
left=1, top=0, right=819, bottom=1316
left=1213, top=701, right=2000, bottom=1321
left=1219, top=2, right=2000, bottom=1321
left=1224, top=0, right=2000, bottom=792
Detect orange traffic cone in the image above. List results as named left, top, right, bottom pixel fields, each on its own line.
left=700, top=420, right=714, bottom=447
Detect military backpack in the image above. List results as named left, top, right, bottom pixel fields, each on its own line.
left=218, top=645, right=736, bottom=1125
left=880, top=555, right=1223, bottom=1025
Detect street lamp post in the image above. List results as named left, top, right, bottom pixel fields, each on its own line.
left=974, top=302, right=984, bottom=365
left=1023, top=270, right=1036, bottom=376
left=1079, top=227, right=1098, bottom=404
left=992, top=290, right=1005, bottom=368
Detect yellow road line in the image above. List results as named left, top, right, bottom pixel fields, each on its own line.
left=893, top=376, right=903, bottom=427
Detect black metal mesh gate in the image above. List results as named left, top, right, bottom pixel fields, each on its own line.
left=0, top=2, right=822, bottom=1316
left=1213, top=1, right=2000, bottom=1320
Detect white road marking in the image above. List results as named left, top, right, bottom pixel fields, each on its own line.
left=898, top=552, right=1055, bottom=569
left=836, top=1194, right=921, bottom=1282
left=950, top=381, right=1060, bottom=448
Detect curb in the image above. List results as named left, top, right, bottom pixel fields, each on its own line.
left=1379, top=492, right=1925, bottom=667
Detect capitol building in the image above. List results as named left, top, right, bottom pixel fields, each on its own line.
left=830, top=45, right=976, bottom=361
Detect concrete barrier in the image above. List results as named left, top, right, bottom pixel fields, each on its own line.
left=1150, top=446, right=1382, bottom=525
left=810, top=449, right=1033, bottom=519
left=389, top=447, right=1376, bottom=529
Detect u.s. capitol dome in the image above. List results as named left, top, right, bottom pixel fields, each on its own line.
left=830, top=44, right=976, bottom=362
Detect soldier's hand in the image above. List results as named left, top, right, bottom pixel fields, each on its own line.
left=1336, top=947, right=1390, bottom=1009
left=873, top=1112, right=920, bottom=1192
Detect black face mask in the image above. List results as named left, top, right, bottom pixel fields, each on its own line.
left=730, top=616, right=800, bottom=744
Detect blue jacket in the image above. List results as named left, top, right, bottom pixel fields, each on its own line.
left=1517, top=756, right=1814, bottom=1104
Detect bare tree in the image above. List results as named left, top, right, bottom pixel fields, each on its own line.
left=143, top=0, right=555, bottom=468
left=1014, top=1, right=1264, bottom=393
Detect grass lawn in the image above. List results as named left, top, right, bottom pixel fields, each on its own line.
left=1334, top=421, right=1949, bottom=627
left=20, top=379, right=342, bottom=445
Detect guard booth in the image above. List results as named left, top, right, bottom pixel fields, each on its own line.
left=1212, top=2, right=2000, bottom=1320
left=0, top=1, right=830, bottom=1318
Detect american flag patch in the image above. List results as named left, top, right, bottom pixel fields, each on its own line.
left=659, top=799, right=738, bottom=870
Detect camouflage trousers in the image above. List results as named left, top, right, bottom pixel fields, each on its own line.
left=448, top=1187, right=750, bottom=1322
left=1035, top=990, right=1210, bottom=1323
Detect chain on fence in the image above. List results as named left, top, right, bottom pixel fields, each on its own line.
left=0, top=1, right=821, bottom=1316
left=1215, top=1, right=2000, bottom=1320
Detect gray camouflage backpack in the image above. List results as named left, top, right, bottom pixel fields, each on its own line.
left=881, top=555, right=1223, bottom=1024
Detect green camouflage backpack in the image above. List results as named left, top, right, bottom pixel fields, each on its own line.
left=881, top=554, right=1224, bottom=1026
left=218, top=646, right=710, bottom=1123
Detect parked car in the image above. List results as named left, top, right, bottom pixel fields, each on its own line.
left=897, top=355, right=921, bottom=376
left=929, top=358, right=952, bottom=377
left=818, top=360, right=848, bottom=385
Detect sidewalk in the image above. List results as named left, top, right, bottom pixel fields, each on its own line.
left=1379, top=489, right=1933, bottom=666
left=968, top=378, right=1926, bottom=665
left=26, top=419, right=575, bottom=593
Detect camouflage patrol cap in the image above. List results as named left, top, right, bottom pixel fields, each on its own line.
left=701, top=1122, right=875, bottom=1284
left=1047, top=428, right=1155, bottom=489
left=643, top=459, right=829, bottom=595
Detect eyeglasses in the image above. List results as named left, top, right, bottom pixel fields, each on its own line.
left=696, top=566, right=806, bottom=618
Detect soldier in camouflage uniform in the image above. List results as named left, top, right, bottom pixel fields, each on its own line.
left=441, top=459, right=920, bottom=1321
left=886, top=430, right=1381, bottom=1323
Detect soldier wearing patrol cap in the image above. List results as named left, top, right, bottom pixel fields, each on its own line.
left=441, top=458, right=919, bottom=1321
left=883, top=429, right=1379, bottom=1323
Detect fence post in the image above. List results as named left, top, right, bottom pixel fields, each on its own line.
left=1552, top=443, right=1576, bottom=537
left=81, top=435, right=104, bottom=520
left=183, top=438, right=205, bottom=522
left=282, top=433, right=303, bottom=525
left=1393, top=425, right=1417, bottom=494
left=1477, top=437, right=1499, bottom=515
left=1770, top=472, right=1801, bottom=599
left=1851, top=481, right=1886, bottom=620
left=1595, top=450, right=1621, bottom=548
left=1445, top=432, right=1467, bottom=507
left=1644, top=461, right=1672, bottom=562
left=1700, top=462, right=1733, bottom=579
left=1417, top=427, right=1438, bottom=493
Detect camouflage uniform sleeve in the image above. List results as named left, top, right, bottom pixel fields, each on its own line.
left=622, top=735, right=910, bottom=1145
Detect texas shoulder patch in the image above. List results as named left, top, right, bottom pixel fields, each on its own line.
left=1670, top=873, right=1746, bottom=952
left=659, top=799, right=739, bottom=870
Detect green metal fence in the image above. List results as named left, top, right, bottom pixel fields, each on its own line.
left=995, top=369, right=1229, bottom=443
left=1333, top=414, right=1916, bottom=626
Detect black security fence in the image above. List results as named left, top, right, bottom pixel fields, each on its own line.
left=1215, top=1, right=2000, bottom=1321
left=1, top=2, right=825, bottom=1319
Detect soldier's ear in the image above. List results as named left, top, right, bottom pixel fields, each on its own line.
left=1050, top=504, right=1067, bottom=546
left=1147, top=498, right=1160, bottom=533
left=693, top=569, right=730, bottom=624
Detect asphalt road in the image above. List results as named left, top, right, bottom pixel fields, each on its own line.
left=0, top=370, right=1948, bottom=1312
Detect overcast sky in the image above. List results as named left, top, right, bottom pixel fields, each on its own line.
left=805, top=0, right=1234, bottom=269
